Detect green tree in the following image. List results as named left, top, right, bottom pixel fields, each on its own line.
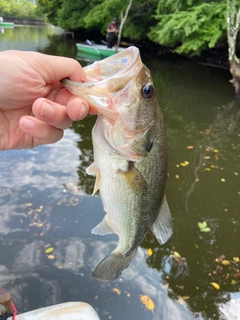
left=148, top=0, right=227, bottom=55
left=37, top=0, right=61, bottom=24
left=0, top=0, right=45, bottom=20
left=56, top=0, right=91, bottom=29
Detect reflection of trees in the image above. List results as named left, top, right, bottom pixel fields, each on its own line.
left=71, top=116, right=97, bottom=195
left=36, top=33, right=77, bottom=58
left=141, top=99, right=240, bottom=319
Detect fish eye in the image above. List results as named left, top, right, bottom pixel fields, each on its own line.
left=141, top=83, right=154, bottom=99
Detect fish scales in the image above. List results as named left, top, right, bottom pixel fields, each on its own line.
left=61, top=46, right=173, bottom=282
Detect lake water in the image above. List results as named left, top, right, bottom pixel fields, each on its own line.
left=0, top=25, right=240, bottom=320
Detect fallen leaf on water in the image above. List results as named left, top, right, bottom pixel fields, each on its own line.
left=213, top=149, right=219, bottom=153
left=234, top=172, right=239, bottom=176
left=198, top=221, right=211, bottom=232
left=221, top=260, right=230, bottom=266
left=187, top=146, right=194, bottom=149
left=147, top=248, right=153, bottom=256
left=140, top=295, right=154, bottom=311
left=112, top=288, right=121, bottom=295
left=221, top=178, right=226, bottom=182
left=233, top=257, right=239, bottom=263
left=172, top=251, right=181, bottom=258
left=47, top=254, right=55, bottom=260
left=175, top=174, right=180, bottom=179
left=211, top=282, right=220, bottom=290
left=231, top=279, right=237, bottom=285
left=25, top=203, right=33, bottom=207
left=45, top=247, right=54, bottom=254
left=180, top=161, right=189, bottom=167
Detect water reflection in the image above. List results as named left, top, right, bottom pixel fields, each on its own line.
left=1, top=25, right=240, bottom=319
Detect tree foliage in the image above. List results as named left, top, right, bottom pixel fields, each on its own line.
left=0, top=0, right=44, bottom=20
left=148, top=0, right=227, bottom=55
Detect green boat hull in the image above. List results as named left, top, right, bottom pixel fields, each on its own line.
left=0, top=22, right=14, bottom=27
left=76, top=43, right=125, bottom=57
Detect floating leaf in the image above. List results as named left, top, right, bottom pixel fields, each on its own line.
left=198, top=221, right=207, bottom=229
left=198, top=221, right=211, bottom=232
left=172, top=251, right=181, bottom=257
left=200, top=227, right=211, bottom=232
left=221, top=178, right=226, bottom=182
left=221, top=260, right=230, bottom=266
left=211, top=282, right=220, bottom=290
left=180, top=161, right=189, bottom=167
left=112, top=288, right=121, bottom=295
left=233, top=257, right=239, bottom=263
left=213, top=149, right=219, bottom=153
left=231, top=280, right=237, bottom=285
left=175, top=175, right=180, bottom=179
left=45, top=247, right=54, bottom=254
left=147, top=248, right=153, bottom=256
left=47, top=254, right=55, bottom=260
left=140, top=295, right=154, bottom=311
left=25, top=203, right=33, bottom=207
left=187, top=146, right=194, bottom=149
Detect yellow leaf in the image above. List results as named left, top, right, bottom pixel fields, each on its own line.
left=25, top=203, right=33, bottom=207
left=45, top=247, right=54, bottom=254
left=180, top=161, right=189, bottom=167
left=140, top=295, right=154, bottom=311
left=213, top=149, right=219, bottom=153
left=175, top=174, right=180, bottom=179
left=211, top=282, right=220, bottom=290
left=221, top=260, right=230, bottom=266
left=221, top=178, right=226, bottom=182
left=47, top=254, right=55, bottom=260
left=147, top=248, right=153, bottom=256
left=172, top=251, right=181, bottom=257
left=231, top=279, right=237, bottom=285
left=187, top=146, right=194, bottom=149
left=233, top=257, right=239, bottom=262
left=112, top=288, right=121, bottom=295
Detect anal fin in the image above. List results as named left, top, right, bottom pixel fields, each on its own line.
left=150, top=195, right=173, bottom=245
left=91, top=216, right=114, bottom=235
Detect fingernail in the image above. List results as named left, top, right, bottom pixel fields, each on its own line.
left=41, top=101, right=55, bottom=117
left=21, top=118, right=35, bottom=129
left=78, top=103, right=88, bottom=120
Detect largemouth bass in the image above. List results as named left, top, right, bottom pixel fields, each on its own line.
left=62, top=46, right=173, bottom=282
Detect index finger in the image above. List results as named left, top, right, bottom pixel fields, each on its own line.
left=27, top=52, right=87, bottom=83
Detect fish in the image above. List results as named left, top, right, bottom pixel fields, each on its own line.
left=61, top=46, right=173, bottom=282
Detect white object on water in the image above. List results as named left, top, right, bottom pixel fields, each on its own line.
left=8, top=302, right=100, bottom=320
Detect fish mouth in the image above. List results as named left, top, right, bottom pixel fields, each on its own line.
left=61, top=46, right=142, bottom=119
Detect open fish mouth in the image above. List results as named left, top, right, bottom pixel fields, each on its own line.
left=61, top=46, right=142, bottom=118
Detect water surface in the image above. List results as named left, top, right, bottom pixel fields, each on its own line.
left=0, top=25, right=239, bottom=320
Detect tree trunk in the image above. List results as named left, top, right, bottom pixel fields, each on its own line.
left=227, top=0, right=240, bottom=96
left=116, top=0, right=132, bottom=52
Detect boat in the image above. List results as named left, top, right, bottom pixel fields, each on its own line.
left=76, top=40, right=126, bottom=57
left=8, top=301, right=100, bottom=320
left=0, top=22, right=14, bottom=27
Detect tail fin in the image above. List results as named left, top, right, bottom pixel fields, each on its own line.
left=92, top=249, right=137, bottom=282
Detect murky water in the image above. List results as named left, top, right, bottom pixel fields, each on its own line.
left=0, top=25, right=240, bottom=320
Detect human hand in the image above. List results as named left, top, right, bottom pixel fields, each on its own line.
left=0, top=50, right=92, bottom=150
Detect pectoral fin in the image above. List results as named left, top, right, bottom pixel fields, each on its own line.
left=151, top=195, right=173, bottom=245
left=91, top=216, right=114, bottom=235
left=120, top=162, right=147, bottom=193
left=86, top=162, right=101, bottom=195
